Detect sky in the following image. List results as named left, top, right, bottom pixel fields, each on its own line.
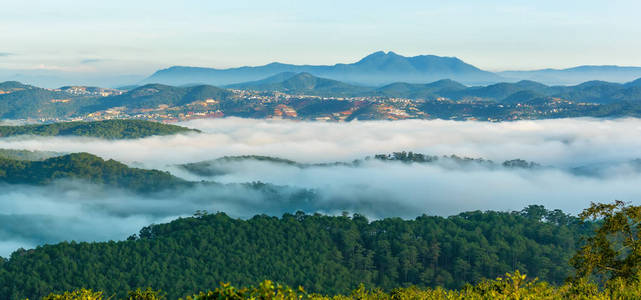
left=0, top=0, right=640, bottom=81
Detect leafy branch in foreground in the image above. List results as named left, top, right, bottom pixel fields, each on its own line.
left=570, top=200, right=641, bottom=283
left=40, top=273, right=641, bottom=300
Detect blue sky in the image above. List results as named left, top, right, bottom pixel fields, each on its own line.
left=0, top=0, right=639, bottom=77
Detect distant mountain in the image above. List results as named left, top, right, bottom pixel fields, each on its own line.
left=501, top=90, right=548, bottom=105
left=3, top=75, right=641, bottom=122
left=90, top=83, right=233, bottom=110
left=625, top=77, right=641, bottom=88
left=499, top=66, right=641, bottom=85
left=373, top=79, right=467, bottom=99
left=228, top=72, right=370, bottom=96
left=226, top=72, right=298, bottom=88
left=0, top=81, right=33, bottom=90
left=0, top=82, right=96, bottom=119
left=0, top=69, right=145, bottom=89
left=543, top=80, right=641, bottom=104
left=390, top=77, right=641, bottom=103
left=450, top=80, right=560, bottom=101
left=144, top=51, right=503, bottom=86
left=228, top=74, right=469, bottom=99
left=224, top=73, right=641, bottom=104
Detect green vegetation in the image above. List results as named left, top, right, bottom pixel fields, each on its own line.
left=0, top=82, right=98, bottom=119
left=0, top=119, right=199, bottom=139
left=0, top=206, right=595, bottom=299
left=570, top=201, right=641, bottom=283
left=89, top=84, right=232, bottom=110
left=180, top=152, right=540, bottom=178
left=0, top=152, right=186, bottom=192
left=5, top=201, right=641, bottom=299
left=0, top=149, right=62, bottom=161
left=3, top=78, right=641, bottom=122
left=228, top=73, right=371, bottom=97
left=180, top=155, right=300, bottom=177
left=38, top=275, right=641, bottom=299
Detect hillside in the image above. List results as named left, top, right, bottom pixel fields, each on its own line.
left=0, top=206, right=594, bottom=299
left=225, top=72, right=298, bottom=88
left=224, top=74, right=641, bottom=104
left=0, top=149, right=62, bottom=161
left=87, top=83, right=233, bottom=110
left=372, top=79, right=467, bottom=99
left=0, top=82, right=99, bottom=119
left=0, top=119, right=198, bottom=139
left=499, top=65, right=641, bottom=85
left=0, top=152, right=186, bottom=192
left=178, top=152, right=540, bottom=178
left=143, top=51, right=502, bottom=86
left=3, top=77, right=641, bottom=122
left=227, top=72, right=371, bottom=96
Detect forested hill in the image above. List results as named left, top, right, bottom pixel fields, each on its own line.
left=0, top=149, right=62, bottom=161
left=179, top=152, right=541, bottom=177
left=0, top=153, right=186, bottom=192
left=0, top=206, right=596, bottom=299
left=0, top=119, right=198, bottom=139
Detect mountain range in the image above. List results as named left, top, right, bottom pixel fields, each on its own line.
left=2, top=52, right=641, bottom=88
left=145, top=51, right=502, bottom=86
left=2, top=73, right=641, bottom=121
left=499, top=66, right=641, bottom=86
left=223, top=72, right=641, bottom=104
left=144, top=51, right=641, bottom=87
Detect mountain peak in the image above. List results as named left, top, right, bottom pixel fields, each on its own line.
left=356, top=51, right=403, bottom=63
left=625, top=77, right=641, bottom=87
left=145, top=52, right=501, bottom=86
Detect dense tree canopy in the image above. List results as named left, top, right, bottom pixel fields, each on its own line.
left=0, top=152, right=186, bottom=192
left=0, top=149, right=61, bottom=161
left=0, top=119, right=198, bottom=139
left=0, top=206, right=596, bottom=299
left=571, top=201, right=641, bottom=283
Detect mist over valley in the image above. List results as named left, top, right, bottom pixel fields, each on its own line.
left=0, top=118, right=640, bottom=257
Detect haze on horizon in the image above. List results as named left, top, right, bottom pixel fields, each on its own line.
left=1, top=0, right=641, bottom=87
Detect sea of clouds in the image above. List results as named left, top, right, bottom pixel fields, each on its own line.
left=1, top=117, right=641, bottom=257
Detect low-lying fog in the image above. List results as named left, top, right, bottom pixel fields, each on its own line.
left=1, top=117, right=641, bottom=257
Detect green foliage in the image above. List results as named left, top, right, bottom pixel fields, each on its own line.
left=0, top=208, right=595, bottom=299
left=0, top=152, right=186, bottom=192
left=184, top=281, right=303, bottom=300
left=43, top=289, right=105, bottom=300
left=0, top=120, right=198, bottom=139
left=570, top=201, right=641, bottom=282
left=39, top=274, right=641, bottom=300
left=0, top=83, right=97, bottom=119
left=373, top=151, right=541, bottom=169
left=180, top=152, right=541, bottom=179
left=179, top=155, right=301, bottom=177
left=89, top=84, right=232, bottom=110
left=0, top=149, right=62, bottom=161
left=229, top=73, right=370, bottom=97
left=126, top=288, right=165, bottom=300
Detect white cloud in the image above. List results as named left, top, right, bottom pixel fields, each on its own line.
left=1, top=118, right=640, bottom=167
left=1, top=117, right=641, bottom=257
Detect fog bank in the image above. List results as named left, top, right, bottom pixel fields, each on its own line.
left=0, top=118, right=639, bottom=168
left=1, top=118, right=641, bottom=257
